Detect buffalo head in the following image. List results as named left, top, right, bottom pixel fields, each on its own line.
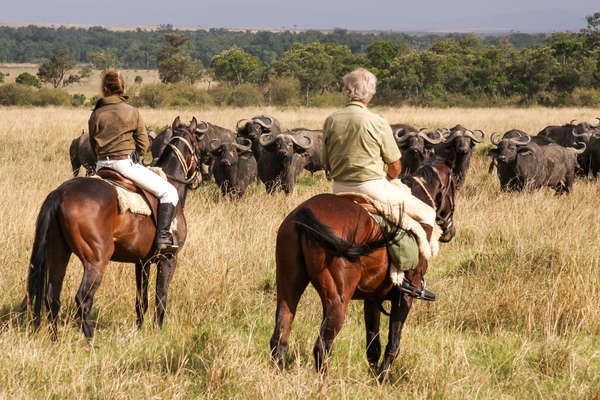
left=259, top=132, right=313, bottom=161
left=236, top=115, right=279, bottom=142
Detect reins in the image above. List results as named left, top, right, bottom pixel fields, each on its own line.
left=407, top=164, right=455, bottom=228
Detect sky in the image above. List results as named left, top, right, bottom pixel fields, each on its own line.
left=1, top=0, right=598, bottom=33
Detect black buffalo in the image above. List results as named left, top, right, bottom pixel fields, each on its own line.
left=435, top=125, right=486, bottom=189
left=69, top=131, right=96, bottom=176
left=391, top=124, right=444, bottom=175
left=210, top=137, right=257, bottom=198
left=236, top=115, right=281, bottom=143
left=537, top=118, right=600, bottom=175
left=586, top=132, right=600, bottom=177
left=256, top=131, right=315, bottom=195
left=289, top=128, right=324, bottom=175
left=195, top=121, right=236, bottom=182
left=488, top=130, right=584, bottom=194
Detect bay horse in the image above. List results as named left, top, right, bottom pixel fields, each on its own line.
left=26, top=117, right=201, bottom=339
left=270, top=156, right=456, bottom=383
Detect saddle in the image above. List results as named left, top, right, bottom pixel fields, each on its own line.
left=97, top=168, right=159, bottom=226
left=337, top=193, right=419, bottom=272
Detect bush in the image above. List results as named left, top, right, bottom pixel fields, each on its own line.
left=168, top=82, right=213, bottom=106
left=207, top=85, right=233, bottom=106
left=15, top=72, right=41, bottom=88
left=565, top=87, right=600, bottom=107
left=134, top=75, right=143, bottom=84
left=72, top=93, right=86, bottom=106
left=309, top=91, right=345, bottom=107
left=0, top=83, right=71, bottom=106
left=0, top=71, right=4, bottom=83
left=267, top=77, right=302, bottom=106
left=133, top=83, right=172, bottom=108
left=0, top=83, right=34, bottom=105
left=227, top=84, right=264, bottom=107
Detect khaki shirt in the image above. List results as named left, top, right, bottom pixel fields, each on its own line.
left=88, top=95, right=149, bottom=158
left=322, top=101, right=401, bottom=182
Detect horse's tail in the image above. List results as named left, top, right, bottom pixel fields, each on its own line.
left=293, top=207, right=397, bottom=262
left=27, top=189, right=64, bottom=324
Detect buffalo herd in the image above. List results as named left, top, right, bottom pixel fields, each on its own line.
left=69, top=115, right=600, bottom=198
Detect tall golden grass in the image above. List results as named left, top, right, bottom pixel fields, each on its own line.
left=0, top=106, right=599, bottom=399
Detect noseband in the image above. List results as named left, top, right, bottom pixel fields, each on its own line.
left=163, top=132, right=199, bottom=185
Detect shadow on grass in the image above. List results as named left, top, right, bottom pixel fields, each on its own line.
left=0, top=297, right=29, bottom=332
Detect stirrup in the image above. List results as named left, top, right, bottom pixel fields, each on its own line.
left=398, top=279, right=436, bottom=301
left=155, top=234, right=179, bottom=255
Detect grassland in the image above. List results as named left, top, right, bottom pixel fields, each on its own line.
left=0, top=106, right=599, bottom=399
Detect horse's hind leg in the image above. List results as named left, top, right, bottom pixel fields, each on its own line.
left=378, top=292, right=413, bottom=384
left=45, top=224, right=71, bottom=340
left=364, top=300, right=382, bottom=372
left=75, top=259, right=109, bottom=339
left=155, top=255, right=177, bottom=328
left=269, top=267, right=309, bottom=370
left=135, top=261, right=151, bottom=328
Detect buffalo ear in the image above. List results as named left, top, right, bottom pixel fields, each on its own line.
left=172, top=116, right=181, bottom=131
left=517, top=146, right=533, bottom=156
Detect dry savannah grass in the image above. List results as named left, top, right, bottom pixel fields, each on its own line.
left=0, top=105, right=599, bottom=399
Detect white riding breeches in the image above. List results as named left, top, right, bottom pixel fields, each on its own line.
left=96, top=158, right=179, bottom=206
left=332, top=178, right=436, bottom=229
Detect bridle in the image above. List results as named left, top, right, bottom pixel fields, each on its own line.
left=162, top=130, right=199, bottom=185
left=408, top=164, right=455, bottom=233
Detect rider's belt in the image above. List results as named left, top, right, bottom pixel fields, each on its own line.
left=101, top=154, right=130, bottom=160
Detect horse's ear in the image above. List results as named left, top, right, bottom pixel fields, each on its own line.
left=189, top=117, right=198, bottom=133
left=172, top=116, right=181, bottom=131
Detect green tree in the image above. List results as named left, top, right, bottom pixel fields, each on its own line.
left=89, top=49, right=120, bottom=71
left=0, top=71, right=4, bottom=83
left=274, top=41, right=333, bottom=106
left=210, top=46, right=262, bottom=86
left=507, top=46, right=559, bottom=104
left=156, top=33, right=202, bottom=84
left=367, top=41, right=408, bottom=71
left=37, top=45, right=76, bottom=88
left=15, top=72, right=41, bottom=88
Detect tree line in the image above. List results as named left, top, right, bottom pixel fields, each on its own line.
left=1, top=13, right=599, bottom=107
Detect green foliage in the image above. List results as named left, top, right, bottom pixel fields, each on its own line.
left=15, top=72, right=41, bottom=88
left=71, top=93, right=86, bottom=106
left=131, top=82, right=212, bottom=108
left=156, top=33, right=203, bottom=84
left=0, top=83, right=71, bottom=106
left=565, top=87, right=600, bottom=107
left=227, top=84, right=264, bottom=107
left=266, top=77, right=302, bottom=106
left=210, top=46, right=262, bottom=86
left=0, top=71, right=4, bottom=83
left=37, top=45, right=76, bottom=88
left=134, top=75, right=143, bottom=84
left=89, top=49, right=120, bottom=71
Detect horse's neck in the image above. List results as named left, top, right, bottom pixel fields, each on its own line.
left=158, top=151, right=189, bottom=203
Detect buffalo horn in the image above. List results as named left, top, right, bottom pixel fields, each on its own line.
left=507, top=135, right=531, bottom=145
left=259, top=133, right=278, bottom=146
left=253, top=116, right=274, bottom=129
left=572, top=141, right=586, bottom=154
left=236, top=119, right=251, bottom=131
left=233, top=137, right=252, bottom=152
left=464, top=129, right=486, bottom=143
left=569, top=119, right=577, bottom=125
left=291, top=133, right=313, bottom=149
left=394, top=129, right=416, bottom=143
left=419, top=130, right=444, bottom=144
left=196, top=121, right=210, bottom=133
left=572, top=127, right=591, bottom=139
left=490, top=132, right=503, bottom=145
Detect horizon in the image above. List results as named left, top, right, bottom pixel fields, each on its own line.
left=1, top=1, right=598, bottom=34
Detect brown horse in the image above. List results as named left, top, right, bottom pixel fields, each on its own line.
left=26, top=117, right=201, bottom=339
left=270, top=156, right=456, bottom=383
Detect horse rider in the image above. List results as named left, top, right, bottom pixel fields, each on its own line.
left=322, top=68, right=438, bottom=294
left=88, top=70, right=178, bottom=254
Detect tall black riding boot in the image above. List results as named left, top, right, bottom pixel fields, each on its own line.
left=155, top=203, right=178, bottom=254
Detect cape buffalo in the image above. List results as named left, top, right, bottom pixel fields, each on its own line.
left=289, top=128, right=324, bottom=174
left=210, top=137, right=257, bottom=198
left=435, top=125, right=485, bottom=189
left=256, top=131, right=314, bottom=195
left=391, top=124, right=444, bottom=175
left=236, top=115, right=281, bottom=143
left=195, top=121, right=236, bottom=182
left=69, top=131, right=96, bottom=176
left=488, top=130, right=584, bottom=194
left=537, top=118, right=600, bottom=175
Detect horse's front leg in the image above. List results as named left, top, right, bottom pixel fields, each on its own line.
left=364, top=299, right=382, bottom=373
left=135, top=261, right=150, bottom=328
left=378, top=291, right=413, bottom=384
left=155, top=255, right=177, bottom=328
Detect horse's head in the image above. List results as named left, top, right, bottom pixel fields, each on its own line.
left=415, top=157, right=456, bottom=243
left=158, top=116, right=201, bottom=186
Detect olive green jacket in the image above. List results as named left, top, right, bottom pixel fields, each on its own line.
left=88, top=95, right=149, bottom=158
left=322, top=101, right=401, bottom=182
